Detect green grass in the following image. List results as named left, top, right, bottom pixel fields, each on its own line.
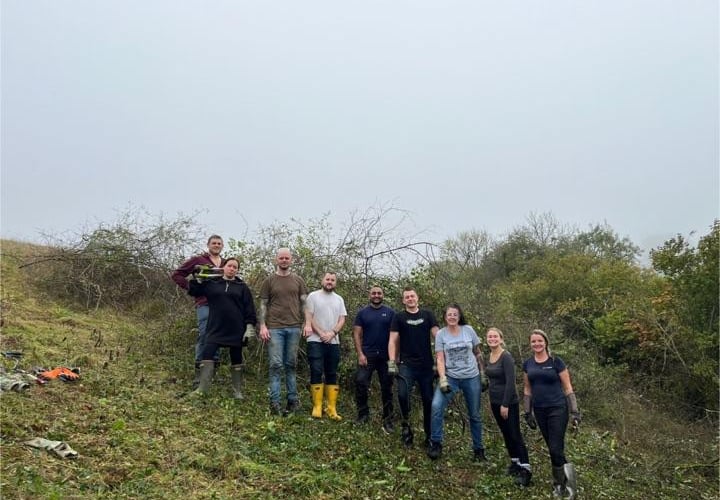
left=1, top=240, right=718, bottom=499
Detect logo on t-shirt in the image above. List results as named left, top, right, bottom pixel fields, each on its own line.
left=407, top=318, right=425, bottom=326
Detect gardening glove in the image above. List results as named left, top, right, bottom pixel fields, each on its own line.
left=439, top=376, right=451, bottom=393
left=524, top=412, right=537, bottom=430
left=39, top=367, right=80, bottom=381
left=567, top=392, right=582, bottom=428
left=387, top=360, right=398, bottom=376
left=243, top=324, right=256, bottom=346
left=480, top=370, right=489, bottom=392
left=523, top=394, right=537, bottom=429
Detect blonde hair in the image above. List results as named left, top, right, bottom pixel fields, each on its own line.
left=486, top=327, right=506, bottom=348
left=530, top=329, right=552, bottom=356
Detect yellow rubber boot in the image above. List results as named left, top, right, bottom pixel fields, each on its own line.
left=311, top=384, right=324, bottom=419
left=324, top=384, right=342, bottom=421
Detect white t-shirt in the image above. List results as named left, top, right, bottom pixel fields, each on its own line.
left=306, top=290, right=347, bottom=345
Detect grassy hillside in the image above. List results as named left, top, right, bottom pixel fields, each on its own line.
left=1, top=240, right=717, bottom=499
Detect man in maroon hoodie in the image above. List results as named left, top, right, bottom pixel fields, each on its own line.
left=172, top=234, right=225, bottom=388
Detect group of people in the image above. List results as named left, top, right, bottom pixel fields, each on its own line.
left=172, top=237, right=581, bottom=498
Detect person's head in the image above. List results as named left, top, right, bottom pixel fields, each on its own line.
left=207, top=235, right=224, bottom=256
left=401, top=287, right=419, bottom=311
left=486, top=327, right=505, bottom=348
left=368, top=285, right=384, bottom=306
left=321, top=272, right=337, bottom=292
left=275, top=248, right=293, bottom=270
left=444, top=303, right=467, bottom=326
left=529, top=329, right=551, bottom=356
left=223, top=257, right=239, bottom=279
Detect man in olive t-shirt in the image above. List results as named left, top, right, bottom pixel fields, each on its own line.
left=259, top=248, right=309, bottom=415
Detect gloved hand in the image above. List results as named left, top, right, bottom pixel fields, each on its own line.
left=387, top=360, right=398, bottom=376
left=480, top=371, right=489, bottom=392
left=243, top=324, right=256, bottom=346
left=524, top=412, right=537, bottom=430
left=566, top=393, right=581, bottom=428
left=571, top=411, right=582, bottom=429
left=439, top=376, right=451, bottom=393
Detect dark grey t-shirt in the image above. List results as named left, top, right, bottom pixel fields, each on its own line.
left=485, top=350, right=519, bottom=407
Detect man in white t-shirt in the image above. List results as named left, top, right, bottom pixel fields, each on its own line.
left=304, top=272, right=347, bottom=420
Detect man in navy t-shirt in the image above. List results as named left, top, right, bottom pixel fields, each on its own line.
left=353, top=286, right=396, bottom=432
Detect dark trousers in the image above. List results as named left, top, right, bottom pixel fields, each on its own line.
left=355, top=354, right=394, bottom=420
left=307, top=342, right=340, bottom=384
left=202, top=343, right=243, bottom=365
left=491, top=402, right=530, bottom=464
left=397, top=364, right=434, bottom=438
left=534, top=404, right=569, bottom=467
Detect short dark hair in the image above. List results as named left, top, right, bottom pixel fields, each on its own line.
left=207, top=234, right=223, bottom=244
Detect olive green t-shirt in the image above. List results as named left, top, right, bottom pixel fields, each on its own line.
left=259, top=273, right=308, bottom=329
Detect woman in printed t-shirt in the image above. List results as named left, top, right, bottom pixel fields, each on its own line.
left=426, top=303, right=486, bottom=462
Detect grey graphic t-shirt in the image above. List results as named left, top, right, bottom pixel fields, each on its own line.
left=435, top=325, right=481, bottom=379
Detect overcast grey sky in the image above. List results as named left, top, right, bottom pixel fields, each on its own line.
left=2, top=1, right=718, bottom=258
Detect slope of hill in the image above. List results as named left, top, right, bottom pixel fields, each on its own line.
left=1, top=240, right=717, bottom=499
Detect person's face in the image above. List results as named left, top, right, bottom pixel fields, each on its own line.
left=445, top=307, right=460, bottom=326
left=486, top=329, right=502, bottom=347
left=223, top=260, right=239, bottom=279
left=402, top=291, right=418, bottom=309
left=208, top=238, right=224, bottom=256
left=530, top=334, right=547, bottom=353
left=368, top=287, right=384, bottom=306
left=322, top=273, right=337, bottom=292
left=276, top=251, right=292, bottom=270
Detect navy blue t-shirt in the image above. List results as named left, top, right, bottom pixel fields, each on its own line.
left=522, top=356, right=567, bottom=408
left=390, top=309, right=438, bottom=369
left=353, top=304, right=394, bottom=358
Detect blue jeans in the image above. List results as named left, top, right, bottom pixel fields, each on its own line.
left=430, top=374, right=484, bottom=451
left=195, top=305, right=219, bottom=365
left=397, top=364, right=434, bottom=439
left=307, top=342, right=340, bottom=385
left=268, top=327, right=301, bottom=405
left=534, top=404, right=569, bottom=467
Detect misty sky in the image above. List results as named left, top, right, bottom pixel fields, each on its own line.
left=2, top=1, right=718, bottom=259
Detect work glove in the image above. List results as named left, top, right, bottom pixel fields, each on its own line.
left=567, top=392, right=582, bottom=428
left=39, top=367, right=80, bottom=382
left=480, top=370, right=489, bottom=392
left=243, top=325, right=256, bottom=346
left=387, top=360, right=398, bottom=376
left=524, top=412, right=537, bottom=430
left=523, top=394, right=537, bottom=429
left=439, top=376, right=451, bottom=393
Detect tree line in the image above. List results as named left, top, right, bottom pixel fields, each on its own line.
left=21, top=205, right=719, bottom=419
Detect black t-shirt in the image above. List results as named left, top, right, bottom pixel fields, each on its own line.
left=522, top=356, right=567, bottom=408
left=390, top=309, right=438, bottom=369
